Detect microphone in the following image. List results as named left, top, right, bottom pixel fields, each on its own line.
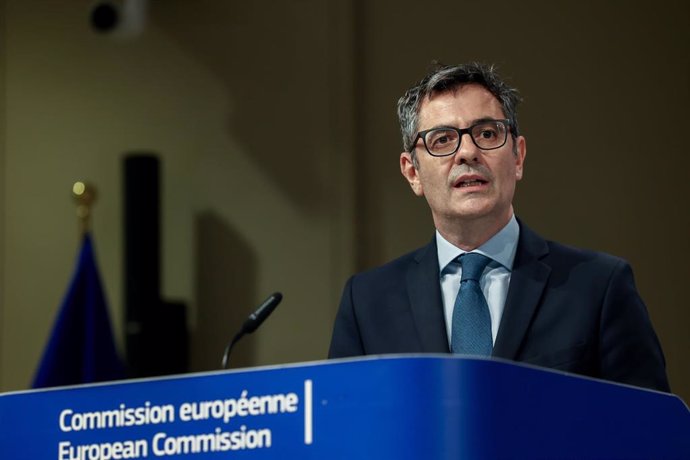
left=221, top=292, right=283, bottom=369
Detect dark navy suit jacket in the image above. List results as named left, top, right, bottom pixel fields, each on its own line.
left=328, top=222, right=670, bottom=392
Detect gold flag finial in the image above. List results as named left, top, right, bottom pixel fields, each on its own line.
left=73, top=181, right=97, bottom=235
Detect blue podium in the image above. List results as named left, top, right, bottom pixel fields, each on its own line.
left=1, top=356, right=688, bottom=459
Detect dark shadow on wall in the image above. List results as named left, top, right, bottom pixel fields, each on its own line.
left=192, top=212, right=257, bottom=371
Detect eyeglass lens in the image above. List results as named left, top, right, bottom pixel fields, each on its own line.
left=424, top=121, right=508, bottom=155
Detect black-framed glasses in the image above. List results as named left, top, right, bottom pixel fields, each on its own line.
left=413, top=119, right=512, bottom=156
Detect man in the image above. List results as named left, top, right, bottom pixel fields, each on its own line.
left=328, top=63, right=670, bottom=392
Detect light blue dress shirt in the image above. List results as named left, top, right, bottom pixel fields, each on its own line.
left=436, top=215, right=520, bottom=347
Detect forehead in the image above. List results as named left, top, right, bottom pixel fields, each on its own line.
left=418, top=84, right=505, bottom=129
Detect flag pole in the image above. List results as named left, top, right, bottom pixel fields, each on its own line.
left=72, top=181, right=97, bottom=235
left=33, top=181, right=126, bottom=388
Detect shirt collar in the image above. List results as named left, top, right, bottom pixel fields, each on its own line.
left=436, top=214, right=520, bottom=273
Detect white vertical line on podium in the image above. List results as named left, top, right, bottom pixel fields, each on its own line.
left=304, top=379, right=313, bottom=445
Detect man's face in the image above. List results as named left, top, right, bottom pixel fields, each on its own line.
left=400, top=84, right=526, bottom=237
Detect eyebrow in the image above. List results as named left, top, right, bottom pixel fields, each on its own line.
left=424, top=117, right=504, bottom=131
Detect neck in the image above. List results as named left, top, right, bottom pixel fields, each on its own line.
left=436, top=209, right=513, bottom=251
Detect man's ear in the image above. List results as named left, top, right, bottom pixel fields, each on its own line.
left=400, top=152, right=424, bottom=196
left=514, top=135, right=526, bottom=181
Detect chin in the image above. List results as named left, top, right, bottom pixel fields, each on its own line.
left=449, top=204, right=513, bottom=226
left=453, top=202, right=497, bottom=219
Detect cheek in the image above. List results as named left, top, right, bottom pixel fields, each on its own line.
left=493, top=160, right=519, bottom=190
left=419, top=168, right=446, bottom=194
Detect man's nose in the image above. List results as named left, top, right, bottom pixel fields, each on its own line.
left=453, top=133, right=480, bottom=164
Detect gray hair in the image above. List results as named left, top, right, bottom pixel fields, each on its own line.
left=397, top=62, right=522, bottom=164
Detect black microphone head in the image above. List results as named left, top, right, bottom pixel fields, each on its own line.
left=243, top=292, right=283, bottom=334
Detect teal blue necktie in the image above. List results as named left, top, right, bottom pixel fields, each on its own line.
left=451, top=253, right=493, bottom=356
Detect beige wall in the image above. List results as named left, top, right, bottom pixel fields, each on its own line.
left=0, top=0, right=354, bottom=388
left=0, top=0, right=688, bottom=403
left=0, top=0, right=5, bottom=389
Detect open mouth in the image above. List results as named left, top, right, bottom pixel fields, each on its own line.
left=455, top=179, right=488, bottom=188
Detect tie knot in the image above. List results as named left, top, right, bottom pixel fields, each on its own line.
left=459, top=253, right=490, bottom=282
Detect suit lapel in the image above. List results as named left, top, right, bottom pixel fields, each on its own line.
left=493, top=222, right=551, bottom=360
left=406, top=240, right=450, bottom=353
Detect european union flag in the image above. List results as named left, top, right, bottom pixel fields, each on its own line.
left=32, top=234, right=125, bottom=388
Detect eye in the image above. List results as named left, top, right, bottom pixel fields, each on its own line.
left=435, top=135, right=452, bottom=145
left=477, top=126, right=498, bottom=139
left=471, top=121, right=507, bottom=149
left=426, top=129, right=459, bottom=149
